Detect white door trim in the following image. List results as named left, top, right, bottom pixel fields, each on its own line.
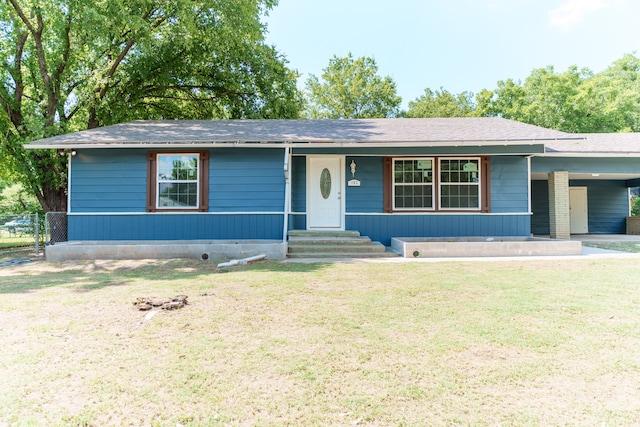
left=306, top=156, right=345, bottom=230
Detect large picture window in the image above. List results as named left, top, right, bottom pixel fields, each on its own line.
left=385, top=156, right=489, bottom=212
left=147, top=151, right=209, bottom=212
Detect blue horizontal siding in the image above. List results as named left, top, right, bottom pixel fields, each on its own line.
left=490, top=156, right=529, bottom=213
left=346, top=156, right=383, bottom=213
left=290, top=156, right=306, bottom=212
left=68, top=214, right=284, bottom=240
left=71, top=148, right=286, bottom=213
left=71, top=149, right=147, bottom=212
left=210, top=148, right=285, bottom=212
left=530, top=181, right=550, bottom=235
left=346, top=214, right=531, bottom=246
left=531, top=180, right=628, bottom=235
left=572, top=180, right=628, bottom=234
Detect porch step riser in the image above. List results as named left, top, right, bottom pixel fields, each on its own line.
left=288, top=244, right=386, bottom=254
left=288, top=237, right=373, bottom=246
left=286, top=230, right=399, bottom=258
left=287, top=230, right=361, bottom=238
left=287, top=252, right=399, bottom=259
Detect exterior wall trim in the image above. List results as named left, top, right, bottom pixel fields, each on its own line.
left=345, top=212, right=532, bottom=216
left=68, top=211, right=285, bottom=216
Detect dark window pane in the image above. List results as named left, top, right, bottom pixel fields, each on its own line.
left=158, top=182, right=198, bottom=208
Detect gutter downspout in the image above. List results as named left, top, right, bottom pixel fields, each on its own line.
left=283, top=146, right=291, bottom=242
left=527, top=155, right=532, bottom=217
left=67, top=151, right=72, bottom=214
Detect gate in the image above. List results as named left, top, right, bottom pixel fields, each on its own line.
left=45, top=212, right=68, bottom=245
left=0, top=213, right=42, bottom=257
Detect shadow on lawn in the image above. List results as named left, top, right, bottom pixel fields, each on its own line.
left=0, top=258, right=328, bottom=294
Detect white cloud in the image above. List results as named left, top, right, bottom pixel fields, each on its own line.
left=549, top=0, right=621, bottom=30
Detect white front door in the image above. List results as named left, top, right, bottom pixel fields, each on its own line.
left=570, top=186, right=589, bottom=234
left=307, top=156, right=343, bottom=229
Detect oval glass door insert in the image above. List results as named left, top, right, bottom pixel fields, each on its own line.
left=320, top=168, right=332, bottom=199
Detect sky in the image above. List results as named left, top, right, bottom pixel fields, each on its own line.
left=263, top=0, right=640, bottom=109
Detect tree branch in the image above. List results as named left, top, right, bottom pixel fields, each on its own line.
left=5, top=0, right=35, bottom=33
left=98, top=13, right=168, bottom=100
left=0, top=28, right=29, bottom=131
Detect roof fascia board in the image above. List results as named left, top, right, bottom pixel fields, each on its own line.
left=26, top=140, right=551, bottom=150
left=538, top=152, right=640, bottom=158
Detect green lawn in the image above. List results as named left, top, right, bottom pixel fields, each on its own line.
left=582, top=241, right=640, bottom=253
left=1, top=258, right=640, bottom=426
left=0, top=233, right=42, bottom=262
left=0, top=235, right=36, bottom=248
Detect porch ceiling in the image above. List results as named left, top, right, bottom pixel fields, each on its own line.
left=531, top=172, right=640, bottom=181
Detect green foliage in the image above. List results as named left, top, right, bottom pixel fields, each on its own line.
left=404, top=87, right=476, bottom=118
left=631, top=195, right=640, bottom=216
left=0, top=183, right=42, bottom=214
left=0, top=0, right=302, bottom=212
left=476, top=54, right=640, bottom=133
left=304, top=53, right=402, bottom=119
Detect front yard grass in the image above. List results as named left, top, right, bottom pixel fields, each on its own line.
left=1, top=258, right=640, bottom=426
left=0, top=232, right=41, bottom=262
left=582, top=241, right=640, bottom=253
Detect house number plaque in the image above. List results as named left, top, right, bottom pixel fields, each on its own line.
left=320, top=168, right=331, bottom=199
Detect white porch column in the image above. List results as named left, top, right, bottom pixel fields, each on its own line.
left=548, top=171, right=570, bottom=239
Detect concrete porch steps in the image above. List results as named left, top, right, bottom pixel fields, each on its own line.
left=287, top=230, right=399, bottom=258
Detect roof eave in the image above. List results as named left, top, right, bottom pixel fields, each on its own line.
left=25, top=138, right=564, bottom=150
left=539, top=151, right=640, bottom=158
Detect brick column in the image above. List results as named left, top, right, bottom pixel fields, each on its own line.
left=548, top=171, right=570, bottom=239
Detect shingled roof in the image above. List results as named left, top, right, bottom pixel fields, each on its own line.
left=546, top=132, right=640, bottom=154
left=26, top=117, right=577, bottom=149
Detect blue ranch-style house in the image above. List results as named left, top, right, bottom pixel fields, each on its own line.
left=26, top=118, right=640, bottom=260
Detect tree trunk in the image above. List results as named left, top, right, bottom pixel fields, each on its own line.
left=87, top=107, right=100, bottom=129
left=42, top=185, right=67, bottom=213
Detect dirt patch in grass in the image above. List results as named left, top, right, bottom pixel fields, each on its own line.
left=1, top=258, right=640, bottom=425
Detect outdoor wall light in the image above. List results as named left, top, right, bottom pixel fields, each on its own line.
left=347, top=159, right=361, bottom=187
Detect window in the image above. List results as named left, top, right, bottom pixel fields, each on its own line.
left=439, top=158, right=480, bottom=210
left=384, top=156, right=489, bottom=212
left=393, top=158, right=434, bottom=210
left=147, top=151, right=209, bottom=212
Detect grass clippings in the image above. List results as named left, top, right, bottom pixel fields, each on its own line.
left=1, top=258, right=640, bottom=426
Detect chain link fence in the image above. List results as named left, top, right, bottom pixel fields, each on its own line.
left=45, top=212, right=68, bottom=245
left=0, top=213, right=43, bottom=257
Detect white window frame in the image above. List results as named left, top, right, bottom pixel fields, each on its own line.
left=156, top=153, right=201, bottom=210
left=438, top=157, right=481, bottom=211
left=392, top=157, right=436, bottom=211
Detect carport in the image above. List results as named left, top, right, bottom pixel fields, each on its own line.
left=531, top=133, right=640, bottom=239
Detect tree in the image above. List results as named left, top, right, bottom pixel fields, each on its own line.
left=0, top=0, right=302, bottom=212
left=304, top=53, right=401, bottom=119
left=0, top=182, right=41, bottom=214
left=574, top=54, right=640, bottom=132
left=404, top=87, right=475, bottom=118
left=477, top=66, right=590, bottom=132
left=475, top=54, right=640, bottom=133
